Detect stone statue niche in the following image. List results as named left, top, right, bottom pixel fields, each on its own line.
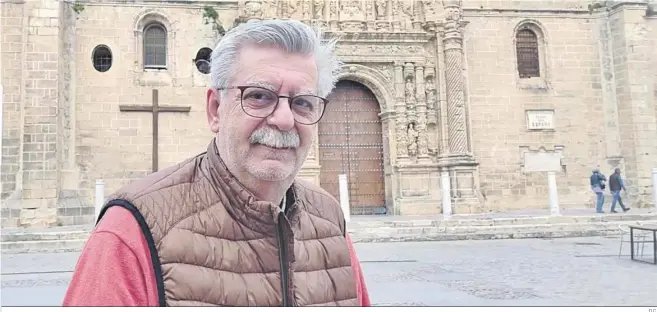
left=312, top=0, right=325, bottom=19
left=424, top=73, right=439, bottom=157
left=407, top=122, right=419, bottom=158
left=403, top=66, right=417, bottom=125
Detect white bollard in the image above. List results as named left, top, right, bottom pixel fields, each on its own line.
left=547, top=171, right=561, bottom=216
left=338, top=174, right=351, bottom=222
left=95, top=179, right=105, bottom=220
left=652, top=168, right=657, bottom=212
left=441, top=171, right=452, bottom=219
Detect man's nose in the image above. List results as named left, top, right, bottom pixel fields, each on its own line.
left=266, top=98, right=296, bottom=131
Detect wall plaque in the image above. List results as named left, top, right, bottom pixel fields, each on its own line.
left=526, top=110, right=555, bottom=130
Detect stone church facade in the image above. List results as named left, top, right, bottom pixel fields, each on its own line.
left=1, top=0, right=656, bottom=227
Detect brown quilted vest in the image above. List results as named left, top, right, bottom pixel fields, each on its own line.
left=97, top=140, right=358, bottom=306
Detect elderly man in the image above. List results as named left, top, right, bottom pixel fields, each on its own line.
left=64, top=20, right=370, bottom=307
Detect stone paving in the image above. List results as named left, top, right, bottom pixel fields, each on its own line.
left=1, top=236, right=656, bottom=306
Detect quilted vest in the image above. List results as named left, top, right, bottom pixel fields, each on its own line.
left=97, top=140, right=358, bottom=306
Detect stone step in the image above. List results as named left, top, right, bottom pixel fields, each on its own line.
left=1, top=229, right=91, bottom=242
left=1, top=239, right=88, bottom=254
left=3, top=218, right=655, bottom=253
left=348, top=213, right=657, bottom=228
left=349, top=220, right=657, bottom=243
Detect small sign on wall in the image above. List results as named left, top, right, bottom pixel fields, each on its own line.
left=526, top=110, right=555, bottom=130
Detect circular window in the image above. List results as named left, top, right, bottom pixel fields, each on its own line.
left=92, top=45, right=113, bottom=72
left=194, top=47, right=212, bottom=74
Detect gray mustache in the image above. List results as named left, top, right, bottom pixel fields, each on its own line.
left=250, top=128, right=300, bottom=149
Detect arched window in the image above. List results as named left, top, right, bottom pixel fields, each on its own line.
left=143, top=23, right=167, bottom=69
left=516, top=29, right=540, bottom=78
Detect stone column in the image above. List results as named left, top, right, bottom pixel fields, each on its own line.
left=57, top=0, right=91, bottom=225
left=393, top=61, right=408, bottom=159
left=438, top=0, right=481, bottom=213
left=442, top=8, right=469, bottom=155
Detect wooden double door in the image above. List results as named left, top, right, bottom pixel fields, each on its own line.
left=318, top=80, right=386, bottom=215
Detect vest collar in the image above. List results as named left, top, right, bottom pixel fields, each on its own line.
left=203, top=139, right=298, bottom=234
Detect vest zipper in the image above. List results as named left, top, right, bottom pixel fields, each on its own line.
left=276, top=214, right=291, bottom=307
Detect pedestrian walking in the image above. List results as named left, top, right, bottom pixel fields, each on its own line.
left=590, top=169, right=606, bottom=213
left=608, top=168, right=630, bottom=213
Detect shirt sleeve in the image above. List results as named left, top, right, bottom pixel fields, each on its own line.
left=62, top=207, right=159, bottom=307
left=346, top=233, right=372, bottom=307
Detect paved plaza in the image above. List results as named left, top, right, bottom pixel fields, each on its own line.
left=1, top=236, right=656, bottom=306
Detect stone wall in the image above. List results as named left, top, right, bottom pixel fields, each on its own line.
left=2, top=0, right=655, bottom=227
left=72, top=3, right=237, bottom=202
left=463, top=1, right=656, bottom=211
left=2, top=0, right=62, bottom=227
left=1, top=0, right=26, bottom=226
left=609, top=4, right=657, bottom=208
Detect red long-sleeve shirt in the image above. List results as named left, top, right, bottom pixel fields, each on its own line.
left=63, top=206, right=371, bottom=307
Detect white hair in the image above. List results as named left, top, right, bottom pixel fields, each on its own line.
left=210, top=19, right=342, bottom=98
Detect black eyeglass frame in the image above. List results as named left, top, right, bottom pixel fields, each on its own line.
left=217, top=86, right=330, bottom=125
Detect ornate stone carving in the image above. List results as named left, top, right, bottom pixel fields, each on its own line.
left=407, top=122, right=419, bottom=157
left=443, top=0, right=462, bottom=33
left=340, top=0, right=364, bottom=20
left=393, top=62, right=409, bottom=158
left=371, top=63, right=393, bottom=83
left=374, top=21, right=392, bottom=32
left=281, top=0, right=299, bottom=18
left=335, top=44, right=425, bottom=57
left=328, top=0, right=338, bottom=19
left=422, top=0, right=440, bottom=21
left=312, top=0, right=325, bottom=19
left=401, top=1, right=416, bottom=21
left=302, top=0, right=311, bottom=19
left=364, top=1, right=375, bottom=21
left=403, top=63, right=416, bottom=125
left=404, top=77, right=416, bottom=105
left=243, top=0, right=264, bottom=20
left=391, top=0, right=402, bottom=31
left=425, top=74, right=438, bottom=125
left=339, top=21, right=366, bottom=32
left=261, top=0, right=277, bottom=18
left=375, top=0, right=387, bottom=20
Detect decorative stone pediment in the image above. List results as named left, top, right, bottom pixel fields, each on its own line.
left=335, top=43, right=425, bottom=57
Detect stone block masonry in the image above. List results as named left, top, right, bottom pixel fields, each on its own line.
left=1, top=1, right=27, bottom=226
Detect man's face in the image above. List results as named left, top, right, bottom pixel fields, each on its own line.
left=206, top=44, right=318, bottom=184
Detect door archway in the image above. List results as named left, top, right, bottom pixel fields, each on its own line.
left=318, top=80, right=386, bottom=215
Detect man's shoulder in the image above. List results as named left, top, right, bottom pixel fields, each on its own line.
left=111, top=152, right=206, bottom=200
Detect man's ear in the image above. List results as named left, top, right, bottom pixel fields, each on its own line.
left=206, top=88, right=220, bottom=133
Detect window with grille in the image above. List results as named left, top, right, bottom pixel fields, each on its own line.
left=516, top=29, right=540, bottom=78
left=143, top=23, right=167, bottom=69
left=92, top=45, right=112, bottom=72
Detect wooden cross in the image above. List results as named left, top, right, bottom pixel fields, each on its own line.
left=119, top=89, right=191, bottom=173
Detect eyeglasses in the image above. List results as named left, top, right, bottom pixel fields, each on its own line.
left=217, top=86, right=329, bottom=125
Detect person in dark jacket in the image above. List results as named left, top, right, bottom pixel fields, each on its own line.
left=608, top=168, right=630, bottom=213
left=590, top=169, right=606, bottom=213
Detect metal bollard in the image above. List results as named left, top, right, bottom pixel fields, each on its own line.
left=95, top=179, right=105, bottom=220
